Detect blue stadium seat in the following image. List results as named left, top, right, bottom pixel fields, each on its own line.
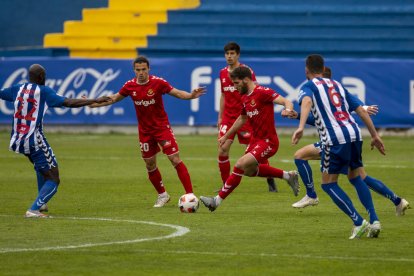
left=138, top=0, right=414, bottom=58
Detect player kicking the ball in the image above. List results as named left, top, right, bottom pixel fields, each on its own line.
left=200, top=66, right=300, bottom=212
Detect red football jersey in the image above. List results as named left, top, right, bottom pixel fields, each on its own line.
left=219, top=64, right=257, bottom=122
left=241, top=85, right=280, bottom=142
left=119, top=75, right=173, bottom=133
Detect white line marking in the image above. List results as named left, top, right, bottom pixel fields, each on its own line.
left=163, top=249, right=414, bottom=263
left=0, top=216, right=190, bottom=254
left=62, top=248, right=414, bottom=263
left=0, top=156, right=410, bottom=168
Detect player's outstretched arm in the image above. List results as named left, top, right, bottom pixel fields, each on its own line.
left=89, top=93, right=124, bottom=108
left=363, top=105, right=379, bottom=116
left=355, top=106, right=385, bottom=155
left=292, top=96, right=312, bottom=145
left=273, top=95, right=294, bottom=112
left=63, top=96, right=112, bottom=108
left=169, top=87, right=206, bottom=100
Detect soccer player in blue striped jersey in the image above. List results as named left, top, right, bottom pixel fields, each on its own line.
left=0, top=64, right=111, bottom=218
left=285, top=67, right=409, bottom=217
left=292, top=55, right=386, bottom=239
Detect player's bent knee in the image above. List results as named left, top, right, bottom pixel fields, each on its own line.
left=294, top=150, right=305, bottom=160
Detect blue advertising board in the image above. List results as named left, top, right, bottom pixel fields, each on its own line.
left=1, top=57, right=414, bottom=127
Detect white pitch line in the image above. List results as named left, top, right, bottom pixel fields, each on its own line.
left=0, top=216, right=190, bottom=254
left=0, top=156, right=410, bottom=168
left=107, top=249, right=414, bottom=263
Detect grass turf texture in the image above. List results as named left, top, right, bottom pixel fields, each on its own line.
left=0, top=132, right=413, bottom=275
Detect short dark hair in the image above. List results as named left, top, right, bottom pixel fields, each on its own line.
left=230, top=66, right=252, bottom=80
left=323, top=66, right=332, bottom=78
left=224, top=42, right=240, bottom=54
left=306, top=54, right=324, bottom=74
left=133, top=56, right=150, bottom=68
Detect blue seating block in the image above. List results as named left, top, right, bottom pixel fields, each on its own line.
left=137, top=1, right=414, bottom=58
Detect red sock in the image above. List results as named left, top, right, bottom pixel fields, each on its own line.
left=175, top=162, right=193, bottom=193
left=218, top=155, right=230, bottom=184
left=257, top=164, right=284, bottom=179
left=219, top=167, right=244, bottom=199
left=148, top=168, right=165, bottom=194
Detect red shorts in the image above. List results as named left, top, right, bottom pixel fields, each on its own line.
left=219, top=120, right=252, bottom=145
left=245, top=137, right=279, bottom=164
left=139, top=127, right=179, bottom=159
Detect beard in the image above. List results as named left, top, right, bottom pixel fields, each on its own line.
left=239, top=84, right=248, bottom=95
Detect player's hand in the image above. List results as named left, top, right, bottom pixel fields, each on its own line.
left=281, top=109, right=298, bottom=119
left=95, top=96, right=112, bottom=104
left=371, top=135, right=385, bottom=155
left=218, top=135, right=228, bottom=147
left=217, top=118, right=222, bottom=131
left=291, top=128, right=304, bottom=145
left=366, top=105, right=379, bottom=116
left=191, top=87, right=206, bottom=99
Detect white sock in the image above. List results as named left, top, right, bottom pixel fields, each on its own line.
left=215, top=195, right=223, bottom=205
left=159, top=192, right=168, bottom=197
left=283, top=171, right=290, bottom=180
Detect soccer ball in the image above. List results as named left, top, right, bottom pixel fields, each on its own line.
left=178, top=193, right=199, bottom=213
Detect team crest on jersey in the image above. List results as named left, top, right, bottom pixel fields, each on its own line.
left=147, top=89, right=155, bottom=97
left=250, top=99, right=256, bottom=107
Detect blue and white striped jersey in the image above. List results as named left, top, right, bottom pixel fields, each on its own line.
left=298, top=77, right=362, bottom=146
left=0, top=83, right=66, bottom=154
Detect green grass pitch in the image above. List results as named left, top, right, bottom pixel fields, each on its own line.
left=0, top=131, right=413, bottom=275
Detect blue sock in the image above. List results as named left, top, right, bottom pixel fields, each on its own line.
left=364, top=175, right=401, bottom=206
left=30, top=180, right=58, bottom=211
left=349, top=176, right=379, bottom=224
left=36, top=171, right=45, bottom=192
left=294, top=159, right=317, bottom=198
left=321, top=182, right=363, bottom=226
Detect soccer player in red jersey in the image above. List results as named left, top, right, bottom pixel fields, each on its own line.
left=91, top=56, right=206, bottom=207
left=200, top=66, right=300, bottom=212
left=218, top=42, right=276, bottom=192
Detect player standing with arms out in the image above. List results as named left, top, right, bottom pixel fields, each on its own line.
left=218, top=42, right=276, bottom=192
left=200, top=66, right=299, bottom=212
left=91, top=56, right=205, bottom=207
left=286, top=67, right=409, bottom=215
left=292, top=55, right=385, bottom=239
left=0, top=64, right=111, bottom=218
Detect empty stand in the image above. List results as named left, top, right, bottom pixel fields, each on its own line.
left=43, top=0, right=200, bottom=58
left=138, top=0, right=414, bottom=58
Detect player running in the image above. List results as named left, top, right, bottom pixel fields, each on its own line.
left=200, top=66, right=300, bottom=212
left=90, top=56, right=206, bottom=207
left=0, top=64, right=111, bottom=218
left=218, top=42, right=276, bottom=192
left=286, top=67, right=409, bottom=215
left=292, top=54, right=385, bottom=239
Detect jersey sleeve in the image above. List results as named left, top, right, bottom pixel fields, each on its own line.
left=43, top=86, right=66, bottom=107
left=298, top=82, right=314, bottom=105
left=261, top=87, right=279, bottom=103
left=119, top=81, right=131, bottom=97
left=158, top=78, right=174, bottom=94
left=345, top=90, right=364, bottom=112
left=0, top=86, right=17, bottom=102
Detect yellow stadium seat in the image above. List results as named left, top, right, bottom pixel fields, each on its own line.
left=43, top=0, right=199, bottom=58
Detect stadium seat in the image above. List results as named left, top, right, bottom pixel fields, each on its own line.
left=43, top=0, right=200, bottom=58
left=137, top=0, right=414, bottom=58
